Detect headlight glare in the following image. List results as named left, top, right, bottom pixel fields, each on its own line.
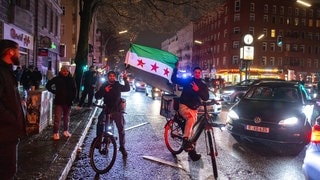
left=278, top=117, right=298, bottom=126
left=227, top=110, right=239, bottom=120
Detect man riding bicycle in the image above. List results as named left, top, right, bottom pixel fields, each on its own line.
left=171, top=61, right=209, bottom=161
left=95, top=71, right=130, bottom=157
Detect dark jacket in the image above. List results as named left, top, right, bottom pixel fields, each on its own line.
left=46, top=73, right=77, bottom=106
left=95, top=79, right=130, bottom=112
left=82, top=70, right=97, bottom=89
left=171, top=68, right=209, bottom=110
left=0, top=60, right=26, bottom=142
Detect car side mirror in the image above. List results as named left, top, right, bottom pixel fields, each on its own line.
left=235, top=93, right=245, bottom=102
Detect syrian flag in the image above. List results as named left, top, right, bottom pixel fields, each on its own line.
left=125, top=43, right=178, bottom=93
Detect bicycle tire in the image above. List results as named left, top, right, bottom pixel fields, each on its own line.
left=207, top=130, right=218, bottom=179
left=89, top=134, right=117, bottom=174
left=164, top=119, right=184, bottom=155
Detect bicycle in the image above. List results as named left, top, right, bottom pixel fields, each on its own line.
left=164, top=99, right=225, bottom=179
left=89, top=103, right=117, bottom=174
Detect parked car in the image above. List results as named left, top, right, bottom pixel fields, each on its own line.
left=220, top=78, right=284, bottom=104
left=132, top=79, right=146, bottom=92
left=226, top=81, right=315, bottom=153
left=303, top=119, right=320, bottom=180
left=145, top=85, right=163, bottom=99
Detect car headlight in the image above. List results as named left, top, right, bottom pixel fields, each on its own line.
left=278, top=117, right=298, bottom=126
left=223, top=90, right=235, bottom=94
left=227, top=110, right=239, bottom=121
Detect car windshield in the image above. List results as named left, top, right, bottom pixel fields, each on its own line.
left=245, top=86, right=299, bottom=102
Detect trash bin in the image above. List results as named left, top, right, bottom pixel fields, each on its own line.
left=25, top=89, right=53, bottom=135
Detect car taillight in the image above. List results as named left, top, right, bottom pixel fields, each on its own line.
left=311, top=124, right=320, bottom=143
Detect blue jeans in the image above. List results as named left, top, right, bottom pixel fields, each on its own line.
left=53, top=105, right=71, bottom=133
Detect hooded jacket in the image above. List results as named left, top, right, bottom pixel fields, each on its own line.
left=0, top=60, right=26, bottom=142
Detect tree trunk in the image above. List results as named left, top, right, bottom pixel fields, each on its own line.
left=74, top=0, right=94, bottom=102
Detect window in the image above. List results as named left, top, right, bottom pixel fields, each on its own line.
left=315, top=59, right=319, bottom=68
left=234, top=14, right=240, bottom=22
left=309, top=9, right=314, bottom=17
left=280, top=6, right=284, bottom=15
left=234, top=27, right=240, bottom=34
left=300, top=45, right=305, bottom=53
left=223, top=43, right=227, bottom=51
left=270, top=57, right=275, bottom=66
left=301, top=19, right=306, bottom=26
left=271, top=29, right=276, bottom=37
left=233, top=41, right=240, bottom=48
left=279, top=17, right=284, bottom=24
left=16, top=0, right=30, bottom=10
left=288, top=7, right=292, bottom=16
left=272, top=16, right=276, bottom=24
left=294, top=18, right=299, bottom=26
left=264, top=4, right=268, bottom=13
left=262, top=56, right=267, bottom=66
left=249, top=27, right=254, bottom=35
left=263, top=28, right=268, bottom=37
left=264, top=15, right=268, bottom=23
left=250, top=13, right=255, bottom=21
left=270, top=43, right=275, bottom=52
left=307, top=59, right=311, bottom=68
left=62, top=6, right=65, bottom=15
left=295, top=8, right=299, bottom=16
left=235, top=0, right=240, bottom=12
left=272, top=5, right=276, bottom=14
left=308, top=19, right=313, bottom=27
left=278, top=57, right=283, bottom=66
left=250, top=3, right=255, bottom=12
left=232, top=56, right=239, bottom=65
left=262, top=42, right=267, bottom=52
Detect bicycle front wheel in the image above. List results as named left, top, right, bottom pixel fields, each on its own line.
left=89, top=134, right=117, bottom=174
left=207, top=130, right=218, bottom=179
left=164, top=119, right=184, bottom=155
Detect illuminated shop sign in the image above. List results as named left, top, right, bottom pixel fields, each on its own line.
left=3, top=23, right=33, bottom=50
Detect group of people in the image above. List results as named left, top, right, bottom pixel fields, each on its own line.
left=0, top=38, right=209, bottom=179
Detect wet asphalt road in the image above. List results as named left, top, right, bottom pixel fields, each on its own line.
left=67, top=90, right=306, bottom=180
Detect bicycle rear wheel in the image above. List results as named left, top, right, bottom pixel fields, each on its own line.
left=206, top=130, right=218, bottom=179
left=164, top=119, right=184, bottom=155
left=89, top=134, right=117, bottom=174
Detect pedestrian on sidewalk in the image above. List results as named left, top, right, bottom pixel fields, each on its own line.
left=95, top=70, right=130, bottom=157
left=0, top=39, right=26, bottom=179
left=77, top=65, right=97, bottom=109
left=46, top=66, right=77, bottom=140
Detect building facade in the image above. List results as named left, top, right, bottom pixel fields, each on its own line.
left=163, top=0, right=320, bottom=84
left=0, top=0, right=63, bottom=78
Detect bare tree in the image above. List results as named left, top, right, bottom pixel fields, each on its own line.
left=74, top=0, right=223, bottom=100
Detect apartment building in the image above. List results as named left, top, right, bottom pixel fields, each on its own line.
left=164, top=0, right=320, bottom=84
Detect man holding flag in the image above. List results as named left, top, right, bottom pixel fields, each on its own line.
left=171, top=61, right=209, bottom=161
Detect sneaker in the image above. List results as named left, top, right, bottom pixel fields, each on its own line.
left=63, top=131, right=71, bottom=138
left=53, top=133, right=60, bottom=140
left=188, top=150, right=201, bottom=161
left=119, top=146, right=128, bottom=157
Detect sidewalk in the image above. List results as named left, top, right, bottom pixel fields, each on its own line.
left=16, top=106, right=98, bottom=180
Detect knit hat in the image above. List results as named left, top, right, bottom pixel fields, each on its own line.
left=60, top=65, right=69, bottom=71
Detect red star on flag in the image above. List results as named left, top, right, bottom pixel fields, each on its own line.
left=151, top=63, right=159, bottom=72
left=137, top=59, right=145, bottom=67
left=163, top=68, right=170, bottom=76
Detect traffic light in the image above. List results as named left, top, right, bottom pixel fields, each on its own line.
left=277, top=35, right=283, bottom=47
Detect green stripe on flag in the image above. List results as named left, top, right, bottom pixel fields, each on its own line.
left=130, top=44, right=178, bottom=69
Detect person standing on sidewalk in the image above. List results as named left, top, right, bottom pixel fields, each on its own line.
left=0, top=39, right=26, bottom=179
left=95, top=70, right=130, bottom=157
left=77, top=65, right=97, bottom=109
left=46, top=66, right=77, bottom=140
left=171, top=61, right=209, bottom=161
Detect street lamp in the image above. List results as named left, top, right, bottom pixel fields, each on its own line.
left=296, top=0, right=311, bottom=7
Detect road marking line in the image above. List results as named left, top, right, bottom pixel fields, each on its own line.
left=143, top=155, right=186, bottom=171
left=125, top=122, right=149, bottom=131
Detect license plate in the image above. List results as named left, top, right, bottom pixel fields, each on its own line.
left=245, top=125, right=269, bottom=133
